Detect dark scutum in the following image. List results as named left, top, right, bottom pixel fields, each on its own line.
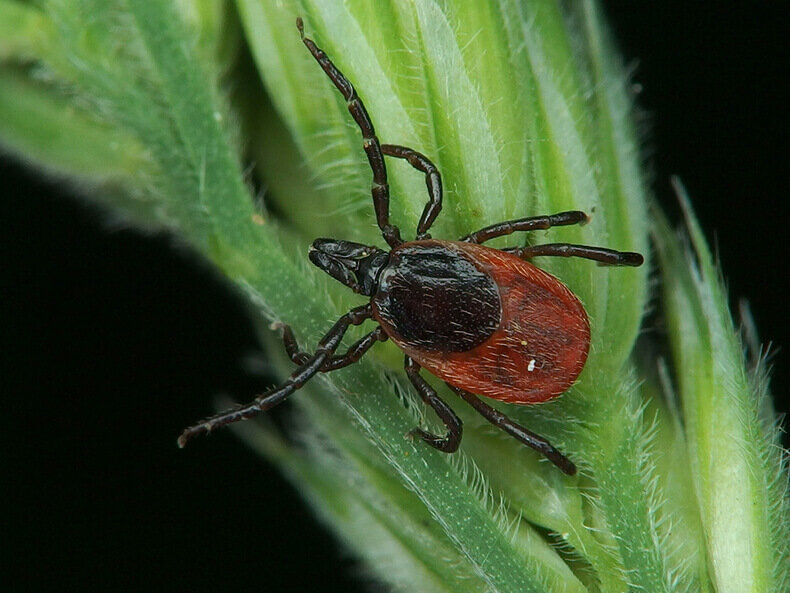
left=373, top=243, right=501, bottom=352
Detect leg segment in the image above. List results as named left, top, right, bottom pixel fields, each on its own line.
left=298, top=18, right=401, bottom=248
left=449, top=386, right=576, bottom=475
left=381, top=144, right=442, bottom=239
left=460, top=210, right=588, bottom=244
left=404, top=357, right=462, bottom=452
left=275, top=322, right=388, bottom=371
left=178, top=304, right=373, bottom=447
left=505, top=243, right=643, bottom=266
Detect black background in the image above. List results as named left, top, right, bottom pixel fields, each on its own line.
left=3, top=4, right=788, bottom=592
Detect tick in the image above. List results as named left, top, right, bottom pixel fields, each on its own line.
left=178, top=19, right=644, bottom=475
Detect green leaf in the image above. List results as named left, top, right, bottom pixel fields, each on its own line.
left=0, top=66, right=146, bottom=181
left=653, top=179, right=790, bottom=593
left=0, top=0, right=51, bottom=62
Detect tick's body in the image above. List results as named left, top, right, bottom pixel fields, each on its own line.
left=178, top=19, right=643, bottom=475
left=373, top=240, right=590, bottom=403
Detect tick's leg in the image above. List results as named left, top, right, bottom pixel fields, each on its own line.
left=272, top=322, right=305, bottom=363
left=297, top=18, right=401, bottom=248
left=178, top=304, right=373, bottom=447
left=460, top=211, right=588, bottom=244
left=404, top=357, right=463, bottom=452
left=505, top=243, right=643, bottom=266
left=449, top=386, right=576, bottom=475
left=321, top=327, right=388, bottom=370
left=381, top=144, right=442, bottom=239
left=273, top=322, right=388, bottom=370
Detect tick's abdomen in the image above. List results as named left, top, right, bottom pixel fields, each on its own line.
left=372, top=241, right=590, bottom=404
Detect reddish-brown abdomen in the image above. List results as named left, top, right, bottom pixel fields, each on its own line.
left=373, top=240, right=590, bottom=404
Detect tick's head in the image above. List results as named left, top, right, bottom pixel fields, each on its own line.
left=309, top=239, right=389, bottom=296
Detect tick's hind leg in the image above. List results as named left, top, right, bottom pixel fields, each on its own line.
left=460, top=211, right=588, bottom=244
left=505, top=243, right=643, bottom=266
left=449, top=385, right=576, bottom=475
left=404, top=357, right=462, bottom=452
left=178, top=305, right=373, bottom=448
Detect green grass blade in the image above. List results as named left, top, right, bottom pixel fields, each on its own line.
left=654, top=180, right=790, bottom=593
